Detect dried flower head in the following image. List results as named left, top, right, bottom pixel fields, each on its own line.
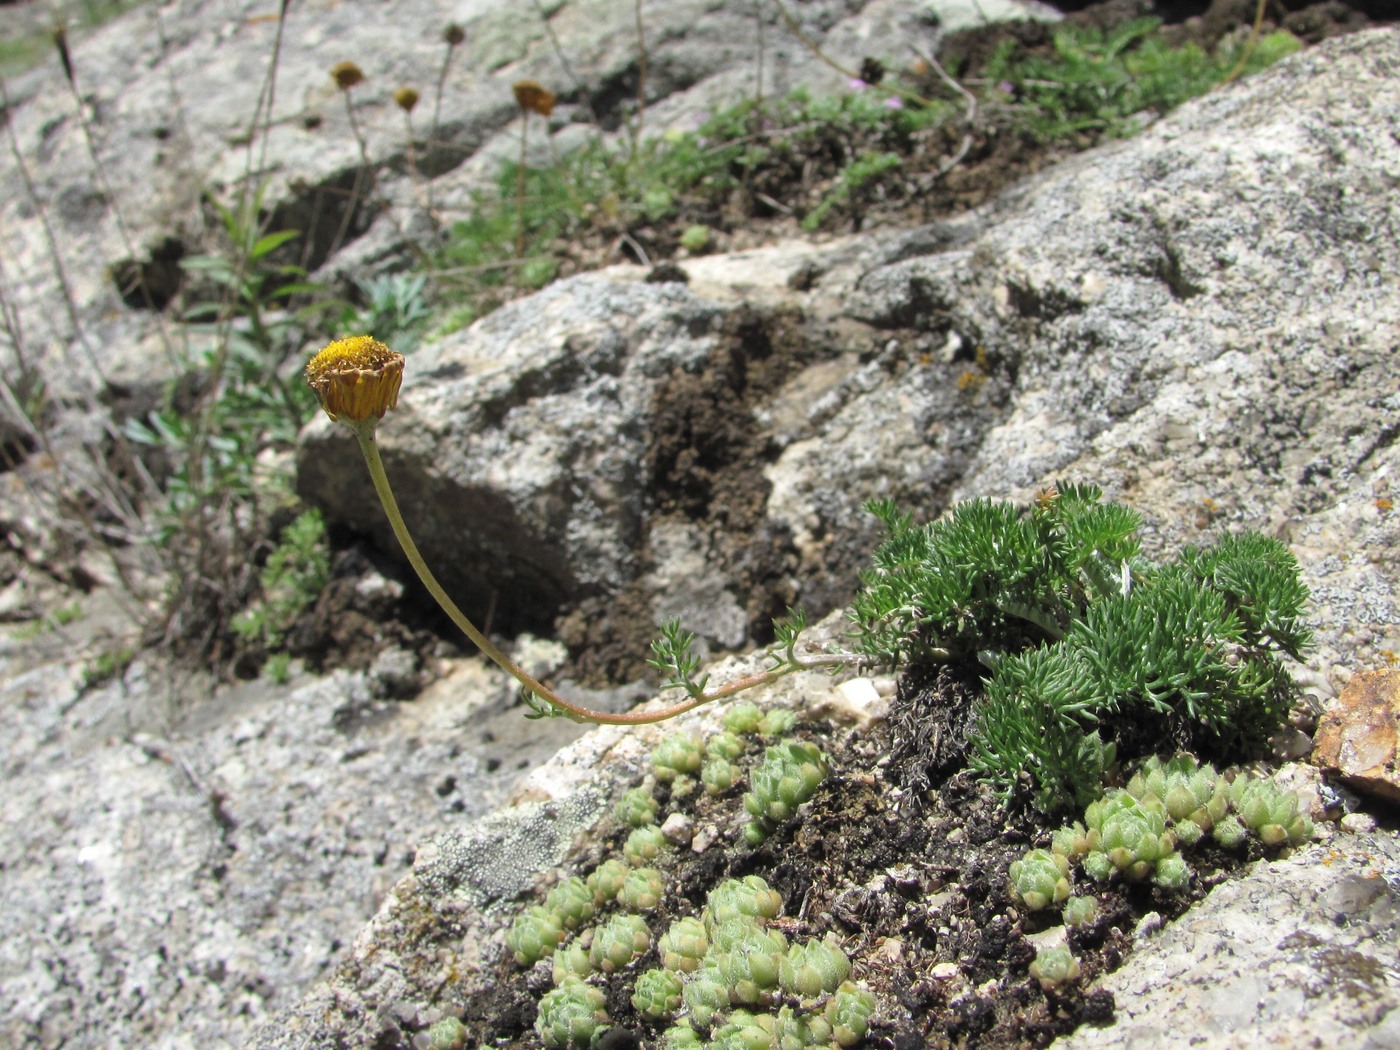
left=512, top=79, right=557, bottom=118
left=394, top=87, right=420, bottom=113
left=443, top=22, right=466, bottom=46
left=305, top=336, right=404, bottom=425
left=330, top=61, right=366, bottom=91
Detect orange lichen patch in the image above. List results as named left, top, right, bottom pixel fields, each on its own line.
left=513, top=79, right=557, bottom=117
left=1376, top=497, right=1393, bottom=512
left=330, top=61, right=366, bottom=91
left=1312, top=668, right=1400, bottom=805
left=955, top=368, right=987, bottom=392
left=305, top=336, right=404, bottom=425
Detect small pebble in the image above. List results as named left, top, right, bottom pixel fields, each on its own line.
left=1339, top=811, right=1378, bottom=835
left=690, top=824, right=717, bottom=853
left=1134, top=911, right=1163, bottom=941
left=660, top=811, right=694, bottom=845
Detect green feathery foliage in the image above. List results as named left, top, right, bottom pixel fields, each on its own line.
left=852, top=483, right=1309, bottom=811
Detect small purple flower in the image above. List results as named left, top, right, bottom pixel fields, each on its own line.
left=883, top=96, right=904, bottom=110
left=849, top=78, right=868, bottom=91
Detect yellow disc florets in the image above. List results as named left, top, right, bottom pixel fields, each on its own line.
left=305, top=336, right=404, bottom=426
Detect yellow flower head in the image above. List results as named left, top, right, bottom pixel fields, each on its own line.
left=330, top=61, right=366, bottom=91
left=305, top=336, right=404, bottom=425
left=512, top=79, right=557, bottom=118
left=394, top=87, right=420, bottom=113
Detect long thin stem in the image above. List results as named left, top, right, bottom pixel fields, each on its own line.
left=515, top=112, right=528, bottom=261
left=353, top=424, right=714, bottom=725
left=1220, top=0, right=1268, bottom=86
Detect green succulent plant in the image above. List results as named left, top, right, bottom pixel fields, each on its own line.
left=589, top=913, right=652, bottom=973
left=1028, top=945, right=1081, bottom=990
left=704, top=876, right=784, bottom=930
left=702, top=755, right=743, bottom=796
left=423, top=1016, right=468, bottom=1050
left=1212, top=813, right=1249, bottom=849
left=713, top=923, right=788, bottom=1005
left=535, top=977, right=610, bottom=1048
left=1127, top=754, right=1220, bottom=820
left=780, top=934, right=853, bottom=997
left=659, top=915, right=710, bottom=974
left=653, top=733, right=705, bottom=782
left=1008, top=848, right=1073, bottom=911
left=1050, top=821, right=1091, bottom=861
left=707, top=731, right=748, bottom=761
left=776, top=1004, right=836, bottom=1050
left=682, top=959, right=731, bottom=1028
left=615, top=786, right=660, bottom=828
left=551, top=938, right=594, bottom=984
left=625, top=824, right=671, bottom=867
left=1084, top=790, right=1174, bottom=881
left=506, top=904, right=566, bottom=965
left=618, top=866, right=666, bottom=911
left=1081, top=849, right=1114, bottom=882
left=709, top=1009, right=777, bottom=1050
left=758, top=708, right=798, bottom=737
left=1034, top=758, right=1315, bottom=904
left=633, top=967, right=686, bottom=1020
left=1152, top=852, right=1191, bottom=891
left=723, top=702, right=765, bottom=736
left=1061, top=895, right=1100, bottom=927
left=547, top=876, right=598, bottom=930
left=743, top=742, right=830, bottom=844
left=826, top=982, right=877, bottom=1047
left=588, top=858, right=631, bottom=904
left=661, top=1023, right=704, bottom=1050
left=1228, top=773, right=1314, bottom=846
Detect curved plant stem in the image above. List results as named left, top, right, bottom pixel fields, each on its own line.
left=352, top=423, right=749, bottom=725
left=1220, top=0, right=1268, bottom=86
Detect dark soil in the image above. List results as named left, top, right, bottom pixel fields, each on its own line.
left=370, top=667, right=1261, bottom=1050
